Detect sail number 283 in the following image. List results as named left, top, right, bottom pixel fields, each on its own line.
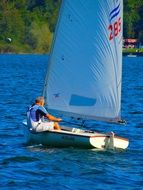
left=108, top=17, right=121, bottom=41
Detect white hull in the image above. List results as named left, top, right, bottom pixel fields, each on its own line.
left=23, top=122, right=129, bottom=150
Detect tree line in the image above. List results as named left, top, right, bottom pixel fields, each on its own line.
left=0, top=0, right=60, bottom=53
left=0, top=0, right=143, bottom=53
left=124, top=0, right=143, bottom=44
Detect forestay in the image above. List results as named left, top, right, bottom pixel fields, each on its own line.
left=43, top=0, right=123, bottom=122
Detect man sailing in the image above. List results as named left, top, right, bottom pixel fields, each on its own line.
left=28, top=96, right=61, bottom=132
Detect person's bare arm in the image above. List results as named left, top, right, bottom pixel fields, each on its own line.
left=46, top=114, right=62, bottom=122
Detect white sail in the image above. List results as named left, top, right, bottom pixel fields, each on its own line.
left=43, top=0, right=123, bottom=122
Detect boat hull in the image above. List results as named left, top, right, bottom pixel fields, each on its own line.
left=23, top=122, right=129, bottom=150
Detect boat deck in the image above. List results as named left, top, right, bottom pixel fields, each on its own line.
left=44, top=126, right=106, bottom=138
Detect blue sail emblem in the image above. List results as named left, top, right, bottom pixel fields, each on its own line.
left=109, top=3, right=120, bottom=22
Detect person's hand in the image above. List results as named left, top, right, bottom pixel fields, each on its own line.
left=57, top=118, right=62, bottom=122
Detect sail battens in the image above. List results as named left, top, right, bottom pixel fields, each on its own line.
left=44, top=0, right=123, bottom=123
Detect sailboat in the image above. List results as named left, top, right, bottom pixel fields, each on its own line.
left=23, top=0, right=129, bottom=150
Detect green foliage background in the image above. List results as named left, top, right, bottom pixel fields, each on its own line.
left=0, top=0, right=142, bottom=53
left=0, top=0, right=60, bottom=53
left=124, top=0, right=143, bottom=43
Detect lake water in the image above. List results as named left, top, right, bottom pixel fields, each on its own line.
left=0, top=54, right=143, bottom=189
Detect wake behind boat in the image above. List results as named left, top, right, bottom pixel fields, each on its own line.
left=23, top=0, right=129, bottom=150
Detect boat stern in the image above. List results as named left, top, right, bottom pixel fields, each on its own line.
left=89, top=133, right=129, bottom=150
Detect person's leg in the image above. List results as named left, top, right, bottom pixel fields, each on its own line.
left=35, top=123, right=44, bottom=132
left=36, top=122, right=54, bottom=132
left=54, top=122, right=61, bottom=130
left=36, top=122, right=61, bottom=131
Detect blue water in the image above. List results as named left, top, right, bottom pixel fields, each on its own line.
left=0, top=54, right=143, bottom=189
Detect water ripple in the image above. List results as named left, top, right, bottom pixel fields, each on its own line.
left=0, top=55, right=143, bottom=189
